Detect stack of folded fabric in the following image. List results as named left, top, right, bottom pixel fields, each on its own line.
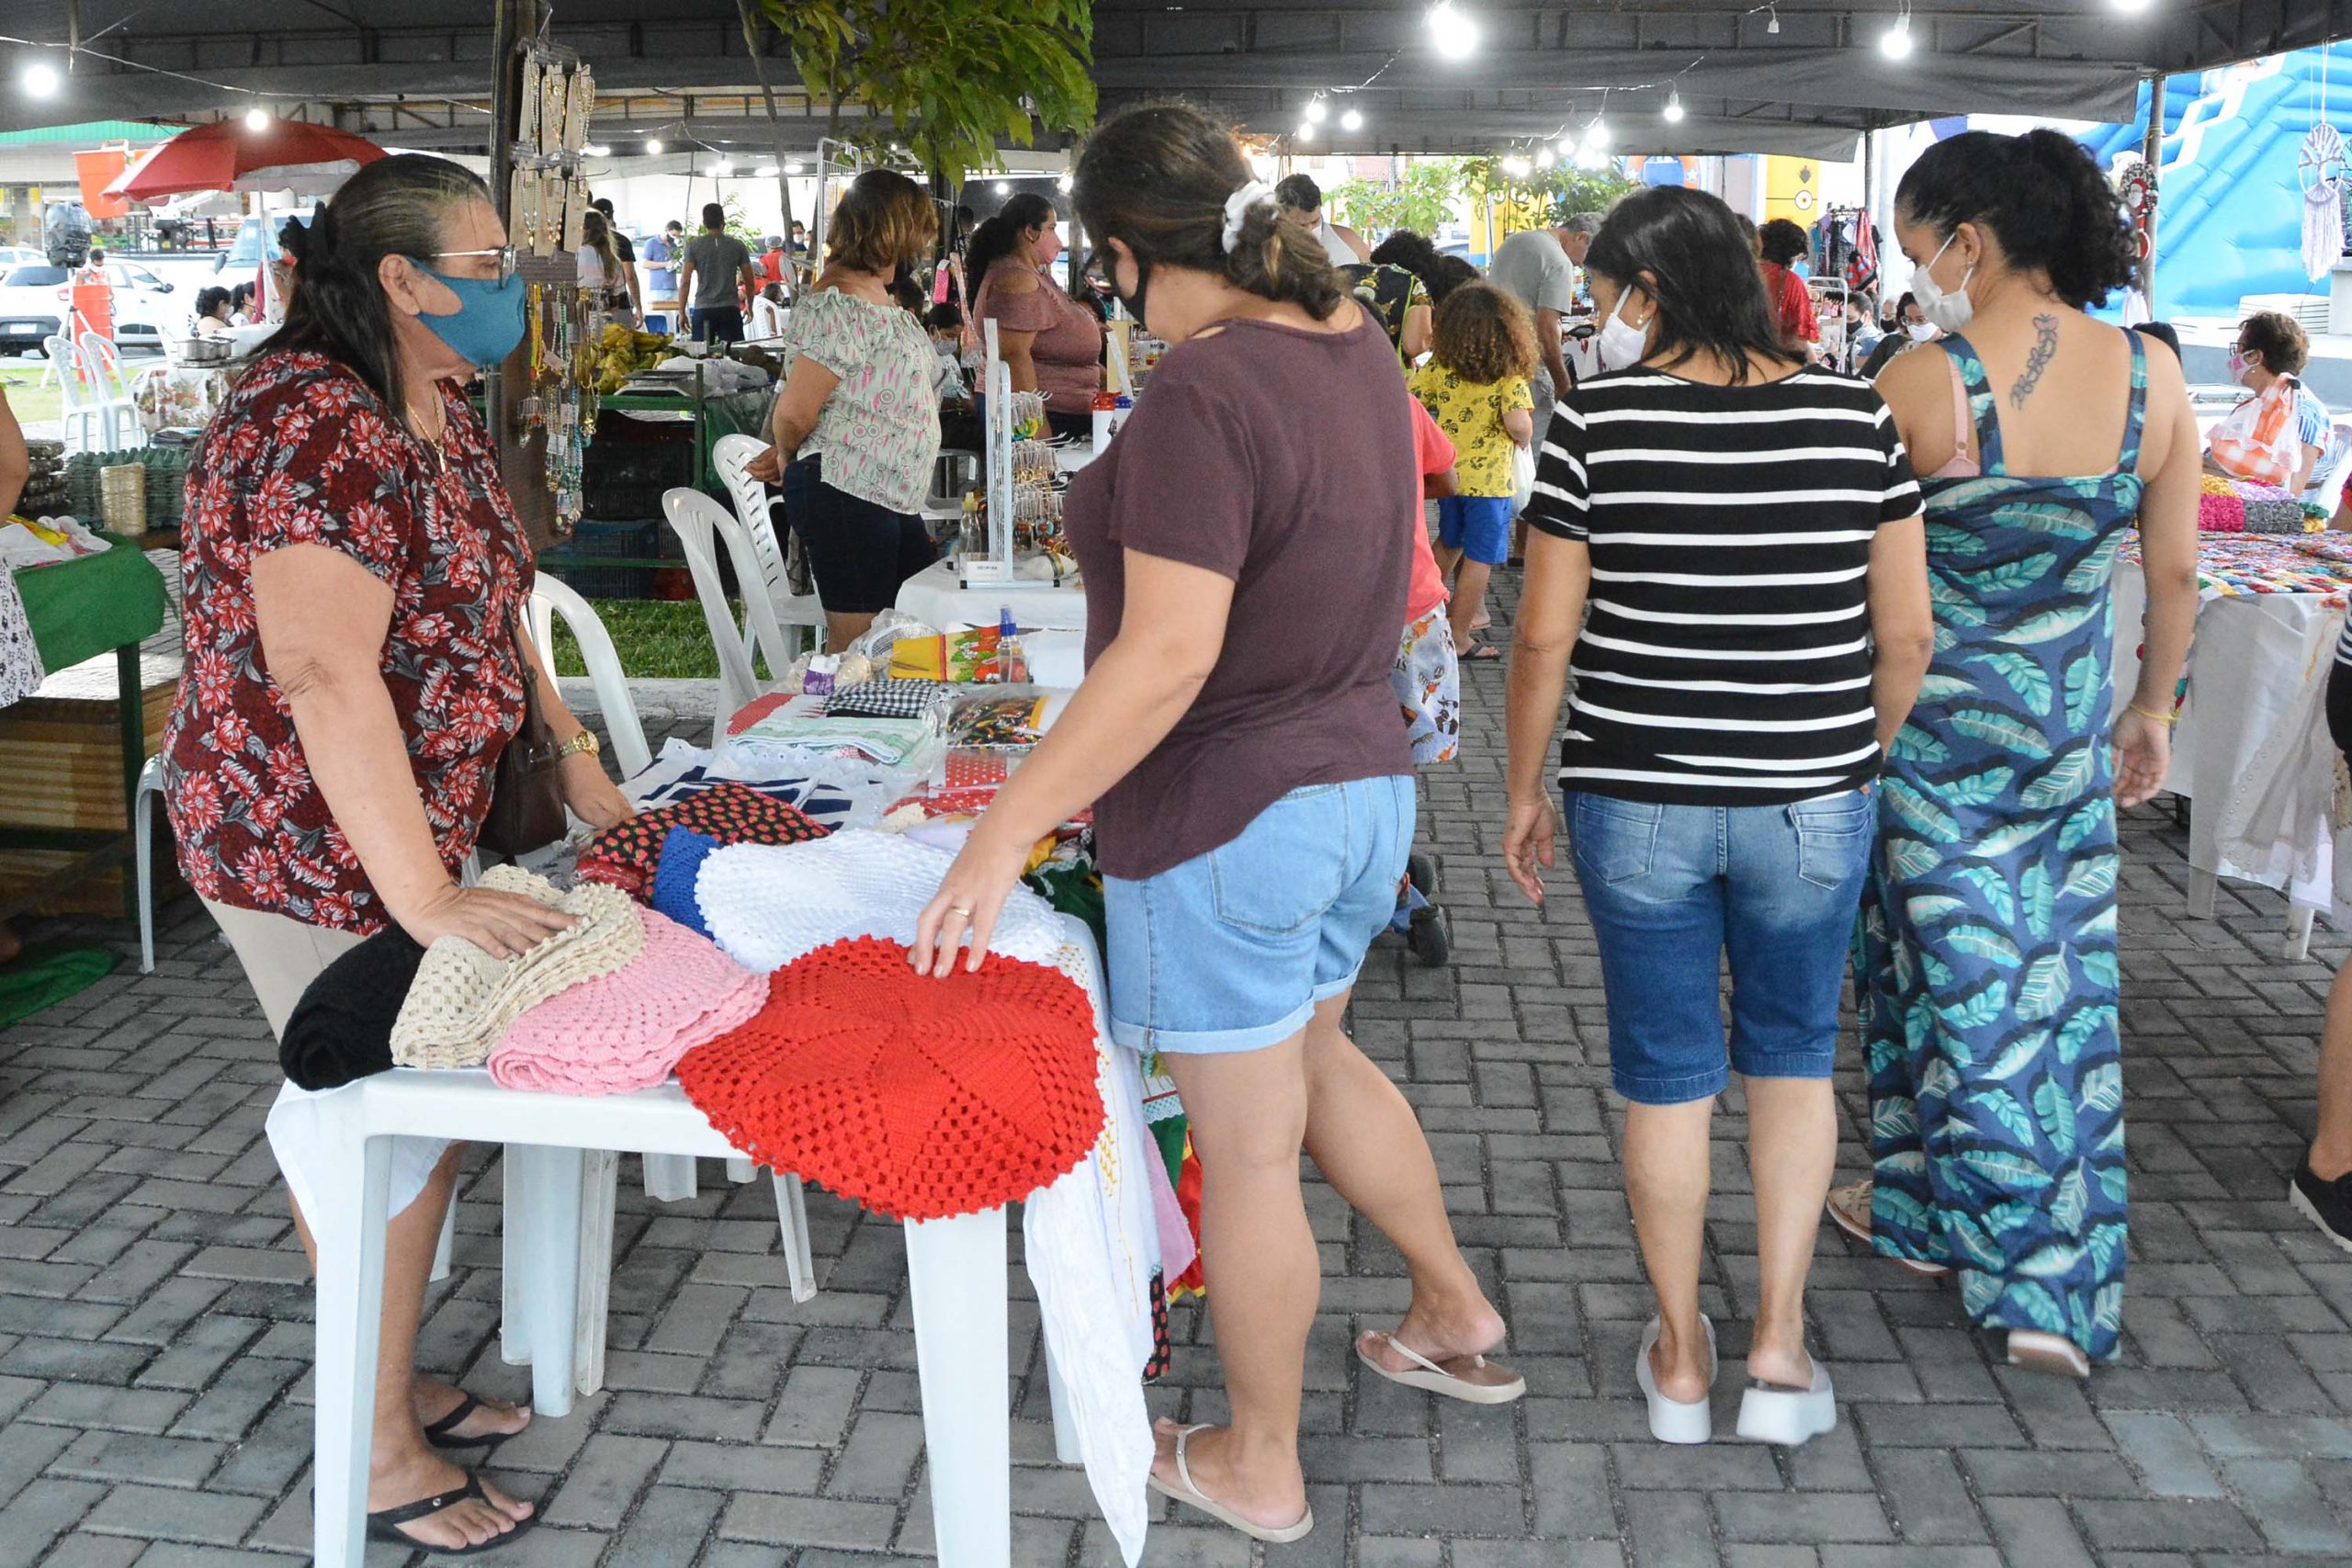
left=825, top=677, right=956, bottom=720
left=673, top=829, right=1068, bottom=973
left=2197, top=472, right=2325, bottom=535
left=488, top=905, right=767, bottom=1095
left=279, top=928, right=429, bottom=1090
left=578, top=781, right=830, bottom=898
left=674, top=935, right=1103, bottom=1220
left=390, top=866, right=642, bottom=1070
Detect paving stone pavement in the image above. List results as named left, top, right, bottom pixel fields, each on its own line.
left=7, top=644, right=2352, bottom=1567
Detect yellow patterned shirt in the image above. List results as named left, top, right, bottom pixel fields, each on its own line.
left=1408, top=364, right=1532, bottom=498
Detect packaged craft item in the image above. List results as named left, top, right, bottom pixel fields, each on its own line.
left=889, top=622, right=1029, bottom=683
left=948, top=692, right=1051, bottom=750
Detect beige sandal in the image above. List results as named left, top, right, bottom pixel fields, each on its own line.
left=1355, top=1331, right=1527, bottom=1405
left=1146, top=1424, right=1313, bottom=1544
left=1825, top=1180, right=1952, bottom=1279
left=2005, top=1329, right=2091, bottom=1382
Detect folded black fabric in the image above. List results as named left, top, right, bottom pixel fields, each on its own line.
left=279, top=928, right=427, bottom=1090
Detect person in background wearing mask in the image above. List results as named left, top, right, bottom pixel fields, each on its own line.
left=968, top=192, right=1103, bottom=440
left=1861, top=292, right=1937, bottom=378
left=1843, top=292, right=1883, bottom=365
left=1848, top=126, right=2200, bottom=1383
left=1274, top=172, right=1372, bottom=265
left=1506, top=185, right=1932, bottom=1449
left=2208, top=310, right=2335, bottom=498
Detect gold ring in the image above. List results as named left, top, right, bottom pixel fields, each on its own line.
left=949, top=905, right=974, bottom=918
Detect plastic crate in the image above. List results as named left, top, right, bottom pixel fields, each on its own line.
left=582, top=412, right=694, bottom=522
left=542, top=519, right=660, bottom=600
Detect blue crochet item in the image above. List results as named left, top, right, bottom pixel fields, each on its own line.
left=650, top=828, right=724, bottom=938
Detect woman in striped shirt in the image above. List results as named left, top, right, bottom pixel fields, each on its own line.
left=1503, top=186, right=1933, bottom=1446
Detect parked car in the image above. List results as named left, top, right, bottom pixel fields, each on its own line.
left=0, top=262, right=182, bottom=355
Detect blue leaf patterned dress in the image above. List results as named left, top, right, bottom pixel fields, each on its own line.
left=1854, top=332, right=2144, bottom=1361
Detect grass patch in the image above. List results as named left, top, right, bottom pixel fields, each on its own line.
left=0, top=364, right=64, bottom=426
left=548, top=596, right=737, bottom=681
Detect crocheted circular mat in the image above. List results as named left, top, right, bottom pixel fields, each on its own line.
left=675, top=936, right=1103, bottom=1222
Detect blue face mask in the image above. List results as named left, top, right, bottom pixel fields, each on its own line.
left=411, top=263, right=526, bottom=368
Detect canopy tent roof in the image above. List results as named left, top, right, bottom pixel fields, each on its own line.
left=0, top=2, right=2347, bottom=160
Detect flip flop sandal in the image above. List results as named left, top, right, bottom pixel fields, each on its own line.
left=366, top=1473, right=537, bottom=1556
left=1355, top=1330, right=1527, bottom=1405
left=1146, top=1425, right=1313, bottom=1544
left=1462, top=643, right=1504, bottom=662
left=423, top=1393, right=526, bottom=1453
left=1825, top=1180, right=1951, bottom=1279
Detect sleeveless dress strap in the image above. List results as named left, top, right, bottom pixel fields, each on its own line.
left=2117, top=328, right=2150, bottom=476
left=1939, top=335, right=2003, bottom=475
left=1941, top=354, right=1973, bottom=461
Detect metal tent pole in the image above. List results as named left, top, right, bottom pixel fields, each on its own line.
left=2141, top=73, right=2166, bottom=312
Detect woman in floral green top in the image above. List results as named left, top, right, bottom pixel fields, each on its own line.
left=750, top=170, right=942, bottom=649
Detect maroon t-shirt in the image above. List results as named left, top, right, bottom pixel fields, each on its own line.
left=1065, top=310, right=1415, bottom=880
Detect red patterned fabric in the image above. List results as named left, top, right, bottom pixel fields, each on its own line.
left=161, top=352, right=532, bottom=934
left=576, top=782, right=831, bottom=899
left=675, top=936, right=1104, bottom=1221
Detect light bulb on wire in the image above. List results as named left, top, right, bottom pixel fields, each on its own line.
left=20, top=62, right=59, bottom=99
left=1427, top=2, right=1479, bottom=60
left=1305, top=98, right=1328, bottom=124
left=1296, top=120, right=1317, bottom=141
left=1881, top=12, right=1914, bottom=59
left=1766, top=4, right=1780, bottom=34
left=244, top=106, right=271, bottom=131
left=711, top=160, right=732, bottom=177
left=1501, top=153, right=1532, bottom=178
left=1585, top=118, right=1611, bottom=151
left=784, top=160, right=804, bottom=175
left=1536, top=148, right=1555, bottom=169
left=1664, top=92, right=1685, bottom=123
left=993, top=179, right=1012, bottom=196
left=1556, top=133, right=1577, bottom=159
left=586, top=144, right=613, bottom=158
left=645, top=138, right=664, bottom=154
left=1340, top=107, right=1364, bottom=131
left=753, top=164, right=778, bottom=178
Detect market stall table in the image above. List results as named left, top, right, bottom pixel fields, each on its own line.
left=0, top=545, right=168, bottom=922
left=2112, top=532, right=2350, bottom=945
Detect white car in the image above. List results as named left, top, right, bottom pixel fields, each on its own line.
left=0, top=262, right=185, bottom=355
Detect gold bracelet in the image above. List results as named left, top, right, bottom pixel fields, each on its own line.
left=2127, top=702, right=2178, bottom=728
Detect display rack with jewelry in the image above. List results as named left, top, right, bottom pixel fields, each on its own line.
left=508, top=39, right=600, bottom=529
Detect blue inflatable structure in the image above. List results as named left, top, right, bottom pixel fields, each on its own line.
left=2077, top=46, right=2352, bottom=316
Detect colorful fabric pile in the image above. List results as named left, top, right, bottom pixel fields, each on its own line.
left=2194, top=471, right=2326, bottom=536
left=578, top=780, right=830, bottom=898
left=2121, top=530, right=2352, bottom=608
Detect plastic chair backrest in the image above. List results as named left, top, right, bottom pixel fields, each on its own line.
left=45, top=336, right=94, bottom=412
left=711, top=434, right=796, bottom=618
left=678, top=476, right=803, bottom=684
left=78, top=332, right=130, bottom=402
left=526, top=573, right=653, bottom=777
left=660, top=486, right=766, bottom=728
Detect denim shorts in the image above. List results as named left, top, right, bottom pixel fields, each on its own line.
left=1104, top=775, right=1415, bottom=1055
left=1566, top=788, right=1874, bottom=1105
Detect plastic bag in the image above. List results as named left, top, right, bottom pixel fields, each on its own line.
left=1510, top=441, right=1537, bottom=516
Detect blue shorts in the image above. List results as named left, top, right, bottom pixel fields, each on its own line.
left=1438, top=495, right=1514, bottom=567
left=1104, top=776, right=1415, bottom=1055
left=1566, top=788, right=1873, bottom=1105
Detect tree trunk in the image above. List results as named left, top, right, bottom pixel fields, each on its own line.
left=735, top=0, right=795, bottom=263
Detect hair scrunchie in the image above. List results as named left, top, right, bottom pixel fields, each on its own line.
left=1221, top=179, right=1278, bottom=254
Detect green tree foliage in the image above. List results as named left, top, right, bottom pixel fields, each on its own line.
left=1326, top=156, right=1639, bottom=243
left=1461, top=157, right=1639, bottom=227
left=1327, top=159, right=1473, bottom=237
left=751, top=0, right=1094, bottom=179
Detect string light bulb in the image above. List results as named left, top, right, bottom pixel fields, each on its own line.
left=2111, top=0, right=2151, bottom=9
left=1536, top=148, right=1555, bottom=169
left=1585, top=118, right=1611, bottom=150
left=1556, top=134, right=1577, bottom=158
left=1767, top=5, right=1781, bottom=34
left=993, top=179, right=1012, bottom=196
left=1340, top=107, right=1364, bottom=131
left=1305, top=98, right=1328, bottom=124
left=20, top=62, right=59, bottom=99
left=1664, top=93, right=1685, bottom=123
left=586, top=143, right=613, bottom=158
left=1501, top=153, right=1532, bottom=177
left=1427, top=3, right=1480, bottom=60
left=784, top=160, right=805, bottom=175
left=752, top=164, right=778, bottom=178
left=1881, top=14, right=1914, bottom=58
left=244, top=106, right=271, bottom=131
left=1297, top=120, right=1317, bottom=141
left=711, top=160, right=732, bottom=176
left=646, top=138, right=664, bottom=154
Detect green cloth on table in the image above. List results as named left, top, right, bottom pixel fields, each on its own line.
left=13, top=547, right=167, bottom=673
left=1023, top=859, right=1106, bottom=955
left=0, top=942, right=119, bottom=1029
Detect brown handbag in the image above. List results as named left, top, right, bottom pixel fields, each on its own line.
left=477, top=613, right=570, bottom=858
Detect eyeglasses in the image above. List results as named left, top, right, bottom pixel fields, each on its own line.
left=422, top=245, right=521, bottom=285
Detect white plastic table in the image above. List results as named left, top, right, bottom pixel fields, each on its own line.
left=305, top=1074, right=1018, bottom=1568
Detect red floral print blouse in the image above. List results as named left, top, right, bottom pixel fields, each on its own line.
left=161, top=351, right=534, bottom=934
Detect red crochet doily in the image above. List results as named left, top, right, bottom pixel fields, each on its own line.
left=675, top=936, right=1104, bottom=1221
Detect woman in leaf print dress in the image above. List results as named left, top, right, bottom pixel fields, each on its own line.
left=1838, top=130, right=2200, bottom=1379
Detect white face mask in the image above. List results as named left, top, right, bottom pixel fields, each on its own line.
left=1596, top=291, right=1650, bottom=371
left=1910, top=231, right=1976, bottom=333
left=1905, top=321, right=1939, bottom=343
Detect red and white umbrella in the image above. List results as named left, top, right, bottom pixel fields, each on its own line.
left=104, top=118, right=389, bottom=204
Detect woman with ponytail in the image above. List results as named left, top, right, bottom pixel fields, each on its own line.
left=1840, top=128, right=2200, bottom=1380
left=967, top=191, right=1103, bottom=437
left=911, top=103, right=1519, bottom=1544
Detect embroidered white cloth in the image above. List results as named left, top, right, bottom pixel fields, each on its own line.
left=691, top=829, right=1065, bottom=973
left=0, top=566, right=41, bottom=709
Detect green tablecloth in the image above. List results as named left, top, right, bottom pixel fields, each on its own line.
left=13, top=546, right=168, bottom=672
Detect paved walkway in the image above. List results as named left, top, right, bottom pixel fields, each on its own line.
left=4, top=647, right=2352, bottom=1566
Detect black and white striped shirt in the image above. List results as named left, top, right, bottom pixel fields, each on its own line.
left=1527, top=366, right=1923, bottom=805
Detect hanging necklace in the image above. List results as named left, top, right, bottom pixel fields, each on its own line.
left=407, top=397, right=449, bottom=474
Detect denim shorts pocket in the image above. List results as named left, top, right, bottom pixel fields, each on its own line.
left=1208, top=785, right=1349, bottom=936
left=1569, top=794, right=1660, bottom=886
left=1790, top=792, right=1874, bottom=891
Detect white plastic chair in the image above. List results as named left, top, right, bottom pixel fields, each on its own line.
left=77, top=331, right=143, bottom=449
left=662, top=486, right=790, bottom=748
left=46, top=335, right=109, bottom=455
left=132, top=752, right=166, bottom=974
left=525, top=573, right=651, bottom=776
left=711, top=433, right=827, bottom=661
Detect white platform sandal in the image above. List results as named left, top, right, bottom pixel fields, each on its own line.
left=1735, top=1355, right=1838, bottom=1446
left=1636, top=1315, right=1716, bottom=1445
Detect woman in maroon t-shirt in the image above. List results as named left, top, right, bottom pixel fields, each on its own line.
left=910, top=106, right=1520, bottom=1547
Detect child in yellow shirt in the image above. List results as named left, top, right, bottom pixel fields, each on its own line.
left=1407, top=283, right=1536, bottom=660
